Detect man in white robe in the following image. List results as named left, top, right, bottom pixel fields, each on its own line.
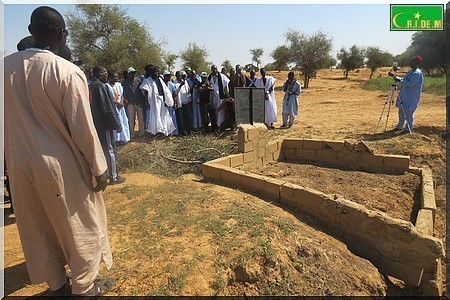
left=3, top=6, right=113, bottom=296
left=140, top=65, right=176, bottom=136
left=108, top=72, right=130, bottom=143
left=208, top=65, right=230, bottom=128
left=254, top=68, right=277, bottom=127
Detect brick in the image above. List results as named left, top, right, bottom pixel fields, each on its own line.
left=258, top=146, right=266, bottom=158
left=243, top=151, right=254, bottom=163
left=253, top=122, right=268, bottom=132
left=229, top=154, right=244, bottom=168
left=302, top=139, right=323, bottom=150
left=273, top=150, right=281, bottom=161
left=420, top=270, right=443, bottom=296
left=238, top=141, right=254, bottom=153
left=415, top=209, right=433, bottom=236
left=208, top=156, right=231, bottom=167
left=202, top=163, right=221, bottom=181
left=377, top=258, right=424, bottom=286
left=421, top=167, right=436, bottom=217
left=280, top=183, right=324, bottom=216
left=283, top=147, right=295, bottom=159
left=321, top=150, right=339, bottom=164
left=264, top=152, right=273, bottom=164
left=338, top=152, right=362, bottom=168
left=258, top=137, right=268, bottom=148
left=247, top=128, right=259, bottom=141
left=295, top=149, right=318, bottom=161
left=267, top=142, right=278, bottom=154
left=322, top=140, right=346, bottom=152
left=360, top=154, right=384, bottom=172
left=263, top=177, right=283, bottom=201
left=382, top=154, right=410, bottom=173
left=237, top=124, right=254, bottom=142
left=283, top=139, right=302, bottom=149
left=408, top=167, right=422, bottom=175
left=221, top=168, right=244, bottom=187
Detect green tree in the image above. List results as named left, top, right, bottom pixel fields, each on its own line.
left=409, top=31, right=446, bottom=75
left=285, top=29, right=333, bottom=88
left=337, top=45, right=365, bottom=78
left=249, top=48, right=264, bottom=69
left=221, top=59, right=233, bottom=72
left=164, top=53, right=178, bottom=72
left=179, top=42, right=210, bottom=73
left=365, top=47, right=393, bottom=79
left=271, top=45, right=290, bottom=72
left=66, top=4, right=163, bottom=74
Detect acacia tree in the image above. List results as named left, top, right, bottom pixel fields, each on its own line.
left=285, top=29, right=333, bottom=88
left=249, top=48, right=264, bottom=69
left=365, top=47, right=393, bottom=79
left=271, top=45, right=290, bottom=72
left=337, top=45, right=365, bottom=78
left=179, top=42, right=210, bottom=72
left=66, top=4, right=163, bottom=73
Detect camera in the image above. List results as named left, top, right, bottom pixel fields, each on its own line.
left=392, top=62, right=399, bottom=72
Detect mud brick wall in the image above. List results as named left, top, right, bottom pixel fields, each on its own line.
left=282, top=139, right=410, bottom=174
left=236, top=124, right=281, bottom=170
left=412, top=166, right=442, bottom=295
left=202, top=125, right=443, bottom=295
left=202, top=162, right=444, bottom=291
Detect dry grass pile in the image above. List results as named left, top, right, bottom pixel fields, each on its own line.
left=118, top=132, right=238, bottom=177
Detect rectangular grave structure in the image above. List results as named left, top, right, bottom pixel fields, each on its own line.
left=235, top=87, right=265, bottom=125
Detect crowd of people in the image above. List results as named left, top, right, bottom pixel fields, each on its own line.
left=84, top=63, right=303, bottom=143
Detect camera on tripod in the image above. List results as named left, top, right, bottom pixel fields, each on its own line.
left=388, top=62, right=401, bottom=83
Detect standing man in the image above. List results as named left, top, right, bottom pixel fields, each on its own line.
left=140, top=65, right=176, bottom=136
left=4, top=6, right=114, bottom=296
left=174, top=71, right=193, bottom=134
left=208, top=65, right=230, bottom=130
left=108, top=72, right=130, bottom=144
left=254, top=68, right=277, bottom=128
left=90, top=67, right=126, bottom=185
left=188, top=70, right=203, bottom=131
left=162, top=70, right=178, bottom=135
left=389, top=55, right=424, bottom=133
left=198, top=71, right=217, bottom=132
left=281, top=71, right=301, bottom=128
left=122, top=67, right=145, bottom=138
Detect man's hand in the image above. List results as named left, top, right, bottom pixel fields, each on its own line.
left=94, top=171, right=108, bottom=193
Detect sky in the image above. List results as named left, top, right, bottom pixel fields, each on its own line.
left=1, top=2, right=446, bottom=71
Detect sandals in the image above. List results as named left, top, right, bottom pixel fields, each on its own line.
left=73, top=278, right=116, bottom=297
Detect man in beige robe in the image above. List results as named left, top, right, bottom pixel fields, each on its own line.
left=3, top=6, right=114, bottom=296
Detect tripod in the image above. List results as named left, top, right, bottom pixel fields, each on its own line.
left=374, top=82, right=412, bottom=134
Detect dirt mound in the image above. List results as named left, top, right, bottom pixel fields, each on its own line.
left=252, top=161, right=421, bottom=222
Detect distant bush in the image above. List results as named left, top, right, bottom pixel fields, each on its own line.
left=362, top=75, right=445, bottom=96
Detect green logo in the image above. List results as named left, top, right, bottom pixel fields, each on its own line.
left=391, top=4, right=444, bottom=31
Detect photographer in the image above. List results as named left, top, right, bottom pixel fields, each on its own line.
left=388, top=56, right=424, bottom=134
left=281, top=71, right=301, bottom=128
